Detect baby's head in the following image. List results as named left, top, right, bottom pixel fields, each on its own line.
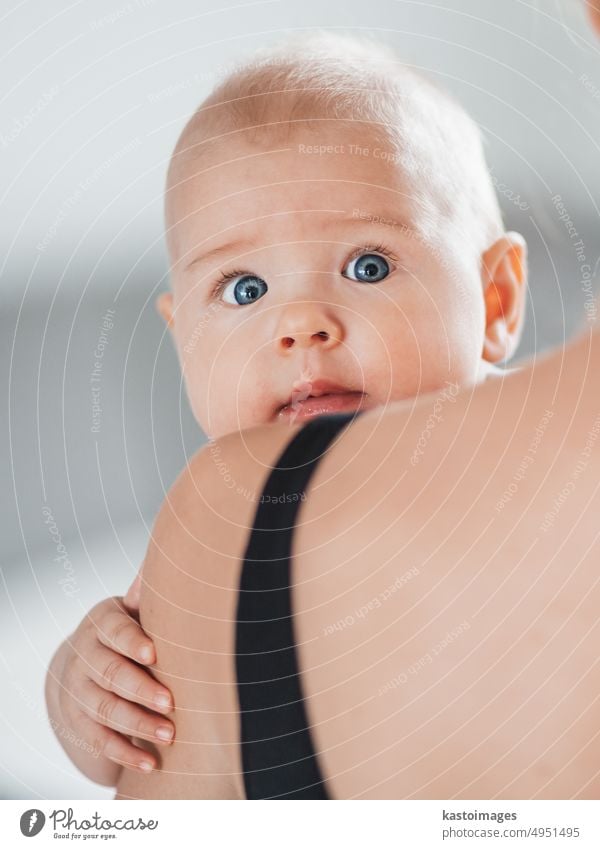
left=159, top=31, right=527, bottom=439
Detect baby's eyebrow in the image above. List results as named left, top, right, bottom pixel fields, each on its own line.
left=329, top=210, right=416, bottom=234
left=183, top=236, right=256, bottom=275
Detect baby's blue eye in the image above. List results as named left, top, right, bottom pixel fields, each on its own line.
left=343, top=252, right=390, bottom=283
left=222, top=274, right=268, bottom=305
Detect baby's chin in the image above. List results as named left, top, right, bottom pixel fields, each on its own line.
left=196, top=407, right=275, bottom=440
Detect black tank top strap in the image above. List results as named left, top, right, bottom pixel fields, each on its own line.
left=235, top=410, right=363, bottom=799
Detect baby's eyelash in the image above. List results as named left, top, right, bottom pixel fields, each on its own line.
left=209, top=242, right=399, bottom=300
left=210, top=267, right=248, bottom=300
left=345, top=241, right=399, bottom=264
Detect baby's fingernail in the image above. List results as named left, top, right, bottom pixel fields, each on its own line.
left=155, top=726, right=173, bottom=741
left=154, top=692, right=171, bottom=709
left=139, top=760, right=153, bottom=772
left=139, top=644, right=153, bottom=663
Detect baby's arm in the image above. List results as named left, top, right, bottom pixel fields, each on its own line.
left=45, top=575, right=175, bottom=786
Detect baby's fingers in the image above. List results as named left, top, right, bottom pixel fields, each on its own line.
left=90, top=643, right=173, bottom=715
left=80, top=678, right=175, bottom=748
left=96, top=605, right=155, bottom=665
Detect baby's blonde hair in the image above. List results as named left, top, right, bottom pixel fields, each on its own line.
left=166, top=30, right=504, bottom=260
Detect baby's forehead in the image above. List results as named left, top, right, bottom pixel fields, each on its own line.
left=166, top=129, right=450, bottom=271
left=167, top=119, right=449, bottom=232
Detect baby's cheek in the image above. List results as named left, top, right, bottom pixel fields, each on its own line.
left=378, top=303, right=471, bottom=394
left=175, top=341, right=213, bottom=432
left=183, top=374, right=209, bottom=432
left=203, top=378, right=263, bottom=438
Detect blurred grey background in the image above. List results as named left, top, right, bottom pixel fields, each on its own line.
left=1, top=0, right=599, bottom=799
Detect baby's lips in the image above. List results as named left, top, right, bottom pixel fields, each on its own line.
left=290, top=381, right=313, bottom=404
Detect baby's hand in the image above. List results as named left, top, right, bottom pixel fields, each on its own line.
left=59, top=585, right=174, bottom=775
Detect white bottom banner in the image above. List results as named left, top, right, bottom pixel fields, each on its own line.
left=0, top=800, right=598, bottom=848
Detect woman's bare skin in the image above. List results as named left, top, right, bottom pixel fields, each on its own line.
left=116, top=327, right=600, bottom=799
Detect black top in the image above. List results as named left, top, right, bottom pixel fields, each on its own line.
left=235, top=411, right=363, bottom=799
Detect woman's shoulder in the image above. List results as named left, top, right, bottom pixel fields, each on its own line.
left=140, top=421, right=306, bottom=600
left=169, top=421, right=306, bottom=530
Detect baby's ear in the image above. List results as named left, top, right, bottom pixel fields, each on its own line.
left=481, top=231, right=528, bottom=364
left=155, top=291, right=175, bottom=329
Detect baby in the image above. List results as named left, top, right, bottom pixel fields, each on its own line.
left=45, top=30, right=527, bottom=785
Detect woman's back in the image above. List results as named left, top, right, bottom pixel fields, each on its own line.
left=116, top=331, right=600, bottom=799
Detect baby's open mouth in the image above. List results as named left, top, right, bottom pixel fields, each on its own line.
left=275, top=389, right=367, bottom=422
left=273, top=376, right=368, bottom=422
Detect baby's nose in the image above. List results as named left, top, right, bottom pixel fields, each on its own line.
left=274, top=303, right=344, bottom=352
